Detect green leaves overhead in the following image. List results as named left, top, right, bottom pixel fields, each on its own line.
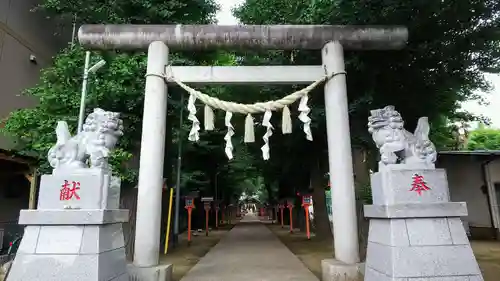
left=3, top=0, right=500, bottom=202
left=467, top=126, right=500, bottom=151
left=233, top=0, right=500, bottom=197
left=37, top=0, right=219, bottom=25
left=2, top=0, right=222, bottom=188
left=235, top=0, right=500, bottom=125
left=2, top=45, right=146, bottom=177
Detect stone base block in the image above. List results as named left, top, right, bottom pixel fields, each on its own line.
left=371, top=166, right=449, bottom=205
left=39, top=168, right=121, bottom=210
left=367, top=218, right=470, bottom=247
left=7, top=222, right=128, bottom=281
left=365, top=165, right=484, bottom=280
left=364, top=266, right=483, bottom=281
left=364, top=217, right=483, bottom=280
left=6, top=249, right=127, bottom=281
left=321, top=259, right=364, bottom=281
left=17, top=224, right=126, bottom=255
left=366, top=242, right=482, bottom=278
left=364, top=202, right=467, bottom=218
left=127, top=264, right=173, bottom=281
left=19, top=209, right=129, bottom=225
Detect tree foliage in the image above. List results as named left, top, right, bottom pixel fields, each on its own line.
left=225, top=0, right=500, bottom=237
left=3, top=0, right=500, bottom=211
left=2, top=46, right=147, bottom=183
left=467, top=125, right=500, bottom=151
left=233, top=0, right=500, bottom=182
left=1, top=0, right=241, bottom=192
left=235, top=0, right=500, bottom=129
left=38, top=0, right=218, bottom=25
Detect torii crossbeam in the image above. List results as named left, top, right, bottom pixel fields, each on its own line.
left=78, top=24, right=408, bottom=281
left=78, top=24, right=407, bottom=50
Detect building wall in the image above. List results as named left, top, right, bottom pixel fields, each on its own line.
left=436, top=155, right=493, bottom=230
left=0, top=171, right=30, bottom=250
left=486, top=160, right=500, bottom=231
left=0, top=174, right=30, bottom=223
left=0, top=0, right=69, bottom=149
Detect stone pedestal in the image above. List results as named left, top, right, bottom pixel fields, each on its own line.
left=7, top=168, right=130, bottom=281
left=322, top=259, right=364, bottom=281
left=364, top=165, right=484, bottom=281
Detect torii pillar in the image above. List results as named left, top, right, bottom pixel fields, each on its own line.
left=78, top=24, right=408, bottom=281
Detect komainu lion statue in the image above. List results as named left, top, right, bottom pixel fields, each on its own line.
left=368, top=105, right=437, bottom=166
left=47, top=108, right=124, bottom=171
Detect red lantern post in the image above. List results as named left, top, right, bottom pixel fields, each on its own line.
left=184, top=196, right=195, bottom=246
left=201, top=197, right=214, bottom=236
left=302, top=194, right=313, bottom=240
left=287, top=198, right=295, bottom=234
left=204, top=202, right=211, bottom=236
left=215, top=202, right=220, bottom=229
left=272, top=205, right=278, bottom=224
left=278, top=202, right=285, bottom=228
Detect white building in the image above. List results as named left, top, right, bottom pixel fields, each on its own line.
left=437, top=151, right=500, bottom=240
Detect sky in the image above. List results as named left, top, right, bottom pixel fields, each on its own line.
left=216, top=0, right=244, bottom=25
left=215, top=0, right=500, bottom=128
left=461, top=74, right=500, bottom=128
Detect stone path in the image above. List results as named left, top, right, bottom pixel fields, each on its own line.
left=180, top=212, right=319, bottom=281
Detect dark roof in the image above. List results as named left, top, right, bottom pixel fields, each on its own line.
left=439, top=150, right=500, bottom=157
left=0, top=149, right=37, bottom=165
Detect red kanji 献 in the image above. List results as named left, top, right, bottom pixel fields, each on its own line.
left=60, top=180, right=81, bottom=201
left=410, top=174, right=431, bottom=196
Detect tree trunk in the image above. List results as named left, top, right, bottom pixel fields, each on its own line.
left=352, top=147, right=370, bottom=187
left=311, top=156, right=332, bottom=240
left=120, top=188, right=138, bottom=261
left=352, top=147, right=373, bottom=260
left=159, top=122, right=173, bottom=254
left=295, top=206, right=304, bottom=231
left=265, top=182, right=273, bottom=204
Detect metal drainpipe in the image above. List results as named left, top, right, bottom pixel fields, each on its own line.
left=480, top=156, right=498, bottom=240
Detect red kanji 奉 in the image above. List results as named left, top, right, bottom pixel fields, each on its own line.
left=410, top=174, right=431, bottom=196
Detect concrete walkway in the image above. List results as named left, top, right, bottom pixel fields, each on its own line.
left=180, top=212, right=319, bottom=281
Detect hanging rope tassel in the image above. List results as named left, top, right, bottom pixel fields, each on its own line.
left=281, top=106, right=292, bottom=134
left=261, top=110, right=274, bottom=161
left=298, top=94, right=313, bottom=141
left=224, top=111, right=234, bottom=160
left=244, top=114, right=255, bottom=143
left=187, top=94, right=200, bottom=142
left=204, top=105, right=215, bottom=131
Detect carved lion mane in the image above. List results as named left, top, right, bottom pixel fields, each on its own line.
left=367, top=105, right=437, bottom=166
left=48, top=108, right=123, bottom=171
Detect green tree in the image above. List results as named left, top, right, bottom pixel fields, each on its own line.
left=0, top=0, right=246, bottom=192
left=2, top=46, right=146, bottom=183
left=467, top=126, right=500, bottom=150
left=1, top=1, right=270, bottom=250
left=4, top=0, right=500, bottom=238
left=1, top=0, right=265, bottom=216
left=38, top=0, right=218, bottom=25
left=233, top=0, right=500, bottom=237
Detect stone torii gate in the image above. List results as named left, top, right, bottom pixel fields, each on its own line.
left=78, top=24, right=408, bottom=281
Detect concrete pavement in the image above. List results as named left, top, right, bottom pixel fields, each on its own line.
left=179, top=212, right=319, bottom=281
